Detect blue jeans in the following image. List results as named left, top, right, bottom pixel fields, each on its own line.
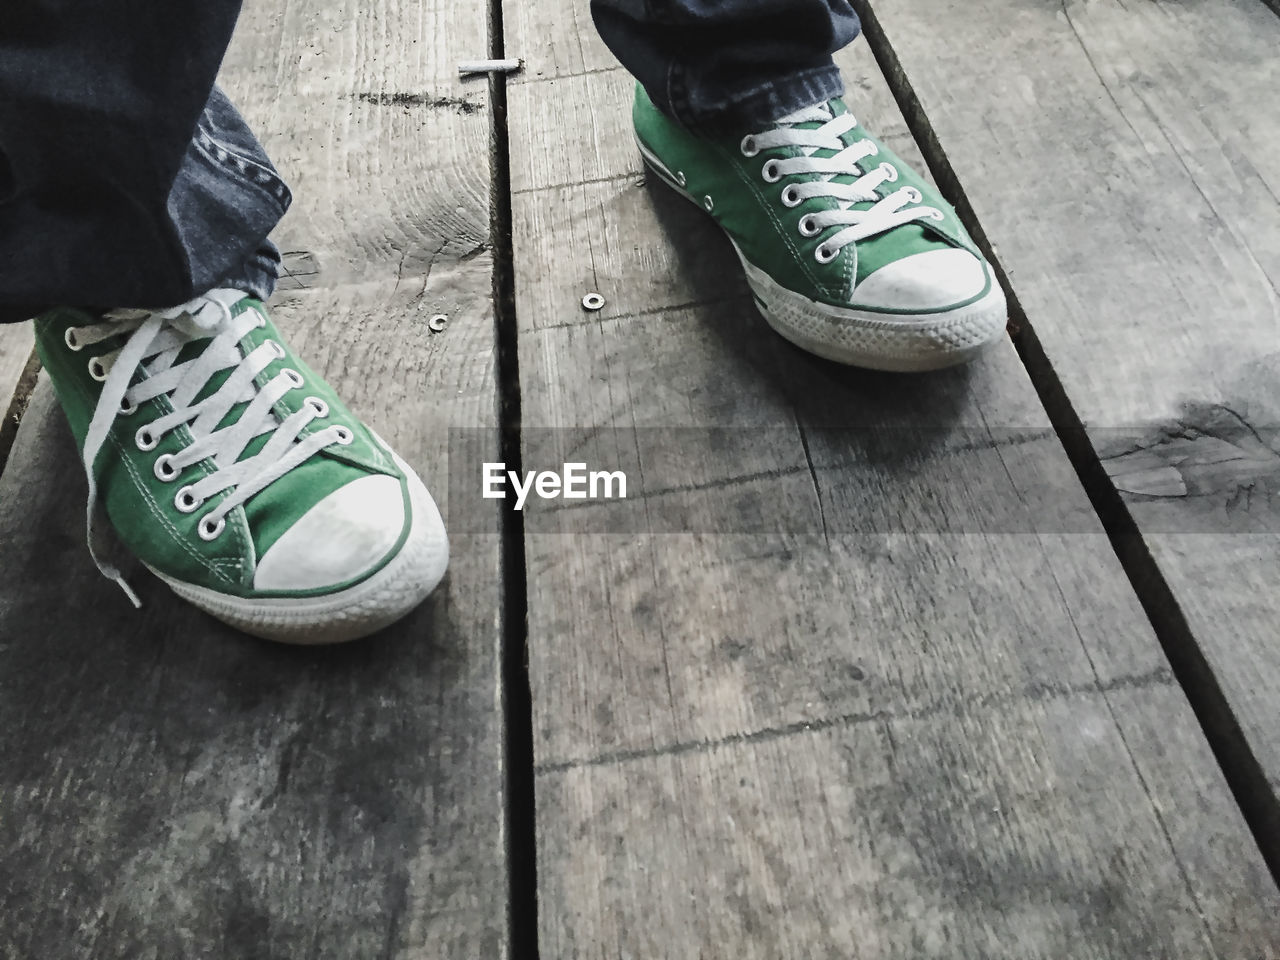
left=592, top=0, right=861, bottom=134
left=0, top=0, right=858, bottom=324
left=0, top=0, right=283, bottom=324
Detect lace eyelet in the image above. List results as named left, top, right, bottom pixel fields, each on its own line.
left=702, top=195, right=714, bottom=212
left=926, top=208, right=946, bottom=221
left=903, top=186, right=924, bottom=204
left=781, top=185, right=803, bottom=208
left=88, top=357, right=108, bottom=382
left=119, top=395, right=138, bottom=416
left=761, top=159, right=782, bottom=184
left=135, top=426, right=159, bottom=451
left=305, top=396, right=329, bottom=418
left=333, top=425, right=354, bottom=445
left=675, top=170, right=687, bottom=187
left=740, top=135, right=760, bottom=158
left=282, top=368, right=305, bottom=388
left=64, top=328, right=84, bottom=351
left=798, top=214, right=821, bottom=238
left=198, top=516, right=226, bottom=541
left=815, top=243, right=839, bottom=265
left=153, top=453, right=180, bottom=482
left=879, top=162, right=899, bottom=183
left=174, top=486, right=203, bottom=514
left=266, top=339, right=287, bottom=360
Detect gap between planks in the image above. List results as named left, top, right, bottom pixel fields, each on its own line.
left=487, top=0, right=542, bottom=955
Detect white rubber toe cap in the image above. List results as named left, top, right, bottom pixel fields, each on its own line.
left=253, top=474, right=406, bottom=591
left=854, top=248, right=988, bottom=312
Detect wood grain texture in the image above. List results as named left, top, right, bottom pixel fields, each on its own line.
left=0, top=323, right=36, bottom=474
left=506, top=0, right=616, bottom=86
left=863, top=0, right=1280, bottom=803
left=0, top=0, right=506, bottom=956
left=504, top=11, right=1280, bottom=958
left=0, top=325, right=33, bottom=412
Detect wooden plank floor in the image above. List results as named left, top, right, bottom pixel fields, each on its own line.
left=504, top=6, right=1280, bottom=958
left=861, top=0, right=1280, bottom=835
left=3, top=0, right=1280, bottom=957
left=0, top=0, right=507, bottom=957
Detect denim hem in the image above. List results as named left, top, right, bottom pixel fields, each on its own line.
left=211, top=241, right=280, bottom=303
left=167, top=87, right=292, bottom=304
left=668, top=63, right=846, bottom=135
left=193, top=129, right=291, bottom=208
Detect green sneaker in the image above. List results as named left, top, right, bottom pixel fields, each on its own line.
left=633, top=86, right=1007, bottom=371
left=34, top=290, right=449, bottom=644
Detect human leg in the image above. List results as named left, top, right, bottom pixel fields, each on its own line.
left=590, top=0, right=861, bottom=133
left=4, top=2, right=449, bottom=641
left=0, top=0, right=284, bottom=322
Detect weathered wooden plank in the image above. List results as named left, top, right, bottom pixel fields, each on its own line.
left=0, top=0, right=506, bottom=956
left=540, top=689, right=1278, bottom=959
left=0, top=326, right=33, bottom=408
left=0, top=324, right=36, bottom=474
left=505, top=13, right=1280, bottom=959
left=862, top=0, right=1280, bottom=813
left=506, top=0, right=616, bottom=86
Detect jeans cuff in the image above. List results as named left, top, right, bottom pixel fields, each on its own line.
left=168, top=88, right=291, bottom=303
left=210, top=240, right=281, bottom=303
left=671, top=63, right=846, bottom=135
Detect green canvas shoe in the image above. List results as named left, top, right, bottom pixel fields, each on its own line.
left=633, top=85, right=1007, bottom=371
left=34, top=290, right=449, bottom=644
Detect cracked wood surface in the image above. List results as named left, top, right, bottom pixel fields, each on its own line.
left=863, top=0, right=1280, bottom=815
left=504, top=7, right=1280, bottom=956
left=0, top=0, right=506, bottom=956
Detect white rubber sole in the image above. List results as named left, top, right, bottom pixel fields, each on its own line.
left=735, top=241, right=1008, bottom=372
left=638, top=142, right=1007, bottom=371
left=150, top=455, right=449, bottom=645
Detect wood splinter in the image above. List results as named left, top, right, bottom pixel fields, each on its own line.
left=458, top=58, right=522, bottom=77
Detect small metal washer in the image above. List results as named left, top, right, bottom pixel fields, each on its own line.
left=427, top=314, right=448, bottom=333
left=581, top=293, right=605, bottom=312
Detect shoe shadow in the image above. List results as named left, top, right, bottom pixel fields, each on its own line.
left=640, top=175, right=746, bottom=305
left=640, top=172, right=974, bottom=478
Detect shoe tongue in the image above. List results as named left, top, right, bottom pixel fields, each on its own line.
left=775, top=100, right=837, bottom=129
left=163, top=305, right=244, bottom=379
left=185, top=288, right=251, bottom=327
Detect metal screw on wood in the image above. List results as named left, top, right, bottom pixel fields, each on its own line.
left=581, top=293, right=605, bottom=312
left=428, top=314, right=448, bottom=333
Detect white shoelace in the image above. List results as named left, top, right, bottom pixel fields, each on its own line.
left=70, top=289, right=347, bottom=604
left=741, top=104, right=944, bottom=262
